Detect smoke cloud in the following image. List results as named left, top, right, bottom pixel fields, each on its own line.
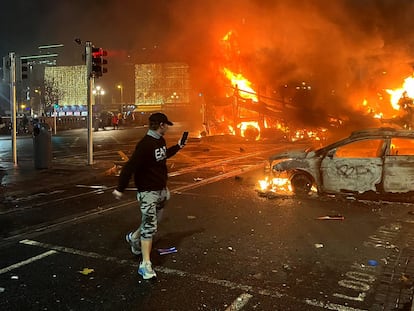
left=3, top=0, right=414, bottom=129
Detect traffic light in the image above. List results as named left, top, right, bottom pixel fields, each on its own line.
left=21, top=58, right=28, bottom=80
left=91, top=47, right=108, bottom=78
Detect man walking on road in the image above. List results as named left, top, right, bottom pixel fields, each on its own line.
left=112, top=112, right=187, bottom=279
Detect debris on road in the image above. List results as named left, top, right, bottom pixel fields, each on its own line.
left=157, top=247, right=177, bottom=255
left=79, top=268, right=94, bottom=275
left=316, top=215, right=344, bottom=220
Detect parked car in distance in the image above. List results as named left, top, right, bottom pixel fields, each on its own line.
left=268, top=128, right=414, bottom=198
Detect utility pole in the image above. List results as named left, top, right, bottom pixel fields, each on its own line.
left=85, top=41, right=94, bottom=165
left=9, top=52, right=17, bottom=166
left=84, top=40, right=108, bottom=165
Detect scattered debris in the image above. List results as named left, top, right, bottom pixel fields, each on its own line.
left=79, top=268, right=94, bottom=275
left=316, top=215, right=344, bottom=220
left=157, top=247, right=177, bottom=255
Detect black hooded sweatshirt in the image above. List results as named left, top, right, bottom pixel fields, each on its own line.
left=117, top=131, right=180, bottom=192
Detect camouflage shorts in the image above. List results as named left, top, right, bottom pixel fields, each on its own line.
left=137, top=188, right=170, bottom=240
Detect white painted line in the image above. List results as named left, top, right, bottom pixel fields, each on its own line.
left=305, top=298, right=368, bottom=311
left=20, top=239, right=285, bottom=300
left=0, top=250, right=57, bottom=275
left=75, top=185, right=108, bottom=189
left=225, top=293, right=253, bottom=311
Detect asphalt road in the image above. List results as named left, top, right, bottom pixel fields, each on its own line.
left=0, top=128, right=413, bottom=310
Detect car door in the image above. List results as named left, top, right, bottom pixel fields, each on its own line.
left=320, top=138, right=385, bottom=194
left=382, top=137, right=414, bottom=193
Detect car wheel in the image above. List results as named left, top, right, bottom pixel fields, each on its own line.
left=291, top=173, right=312, bottom=195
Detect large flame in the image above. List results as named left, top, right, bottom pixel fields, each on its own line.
left=361, top=74, right=414, bottom=121
left=223, top=67, right=258, bottom=102
left=386, top=76, right=414, bottom=110
left=238, top=121, right=261, bottom=140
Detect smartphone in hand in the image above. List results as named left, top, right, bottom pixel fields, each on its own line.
left=180, top=131, right=189, bottom=146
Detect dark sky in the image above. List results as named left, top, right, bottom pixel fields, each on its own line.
left=2, top=0, right=414, bottom=121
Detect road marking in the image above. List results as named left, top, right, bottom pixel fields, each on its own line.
left=17, top=239, right=373, bottom=310
left=305, top=298, right=367, bottom=311
left=0, top=250, right=57, bottom=275
left=20, top=239, right=285, bottom=300
left=225, top=293, right=253, bottom=311
left=171, top=163, right=264, bottom=193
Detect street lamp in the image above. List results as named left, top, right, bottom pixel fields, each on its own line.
left=34, top=89, right=42, bottom=117
left=93, top=86, right=105, bottom=107
left=117, top=84, right=124, bottom=103
left=117, top=84, right=124, bottom=113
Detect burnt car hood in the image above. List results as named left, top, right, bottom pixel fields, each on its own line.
left=269, top=149, right=315, bottom=162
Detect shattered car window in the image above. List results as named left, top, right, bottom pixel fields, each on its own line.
left=335, top=139, right=383, bottom=158
left=390, top=137, right=414, bottom=156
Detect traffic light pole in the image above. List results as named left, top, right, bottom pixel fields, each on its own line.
left=9, top=52, right=17, bottom=166
left=85, top=41, right=94, bottom=165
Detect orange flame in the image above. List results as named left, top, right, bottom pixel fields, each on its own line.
left=237, top=121, right=261, bottom=140
left=258, top=176, right=292, bottom=193
left=223, top=67, right=258, bottom=102
left=386, top=76, right=414, bottom=110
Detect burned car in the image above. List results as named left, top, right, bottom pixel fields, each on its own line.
left=267, top=128, right=414, bottom=197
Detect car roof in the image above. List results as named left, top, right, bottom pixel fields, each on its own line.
left=315, top=127, right=414, bottom=155
left=349, top=127, right=414, bottom=139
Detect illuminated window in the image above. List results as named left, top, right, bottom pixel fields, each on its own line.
left=335, top=139, right=384, bottom=158
left=390, top=138, right=414, bottom=156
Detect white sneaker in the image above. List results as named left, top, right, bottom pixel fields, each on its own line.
left=125, top=232, right=141, bottom=255
left=138, top=261, right=157, bottom=279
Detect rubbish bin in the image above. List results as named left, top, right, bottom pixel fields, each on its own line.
left=33, top=122, right=52, bottom=169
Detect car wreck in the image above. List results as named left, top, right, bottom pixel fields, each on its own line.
left=266, top=128, right=414, bottom=198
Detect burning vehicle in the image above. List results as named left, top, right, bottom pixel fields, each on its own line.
left=259, top=127, right=414, bottom=199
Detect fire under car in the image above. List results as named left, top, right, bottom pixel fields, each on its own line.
left=264, top=127, right=414, bottom=199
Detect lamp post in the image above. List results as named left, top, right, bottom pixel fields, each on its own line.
left=117, top=84, right=124, bottom=113
left=34, top=89, right=42, bottom=117
left=93, top=86, right=105, bottom=107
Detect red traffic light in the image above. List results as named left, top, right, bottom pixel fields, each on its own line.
left=91, top=47, right=108, bottom=77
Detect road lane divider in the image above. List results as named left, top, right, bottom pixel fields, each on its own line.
left=19, top=239, right=287, bottom=302
left=225, top=293, right=253, bottom=311
left=0, top=250, right=57, bottom=275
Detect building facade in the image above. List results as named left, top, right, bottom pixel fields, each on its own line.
left=134, top=62, right=191, bottom=112
left=44, top=65, right=87, bottom=116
